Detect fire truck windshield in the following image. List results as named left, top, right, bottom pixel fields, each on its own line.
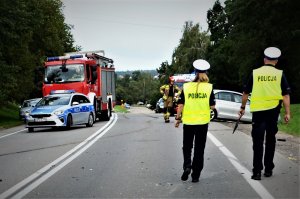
left=45, top=64, right=84, bottom=83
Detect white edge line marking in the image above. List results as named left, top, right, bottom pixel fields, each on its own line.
left=0, top=114, right=118, bottom=199
left=207, top=132, right=274, bottom=199
left=0, top=129, right=26, bottom=139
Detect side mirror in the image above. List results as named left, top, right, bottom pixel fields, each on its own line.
left=72, top=101, right=79, bottom=106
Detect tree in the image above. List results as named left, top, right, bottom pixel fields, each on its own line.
left=206, top=0, right=300, bottom=102
left=207, top=0, right=230, bottom=45
left=115, top=71, right=160, bottom=106
left=156, top=21, right=210, bottom=82
left=0, top=0, right=79, bottom=106
left=172, top=21, right=210, bottom=74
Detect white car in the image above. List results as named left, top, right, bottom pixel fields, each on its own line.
left=211, top=89, right=252, bottom=122
left=19, top=98, right=42, bottom=120
left=137, top=101, right=144, bottom=105
left=26, top=92, right=95, bottom=132
left=155, top=98, right=164, bottom=113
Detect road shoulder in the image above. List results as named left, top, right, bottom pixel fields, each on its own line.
left=220, top=120, right=300, bottom=164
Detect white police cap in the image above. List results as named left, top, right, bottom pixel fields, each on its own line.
left=193, top=59, right=210, bottom=72
left=264, top=47, right=281, bottom=60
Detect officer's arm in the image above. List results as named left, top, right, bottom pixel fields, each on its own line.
left=175, top=91, right=184, bottom=128
left=209, top=89, right=215, bottom=110
left=239, top=92, right=249, bottom=117
left=282, top=94, right=290, bottom=124
left=239, top=74, right=252, bottom=117
left=175, top=104, right=184, bottom=128
left=176, top=104, right=183, bottom=119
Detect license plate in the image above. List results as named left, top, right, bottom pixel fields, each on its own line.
left=34, top=118, right=46, bottom=122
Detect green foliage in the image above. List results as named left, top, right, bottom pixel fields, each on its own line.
left=207, top=0, right=230, bottom=44
left=156, top=21, right=210, bottom=84
left=0, top=103, right=23, bottom=129
left=207, top=0, right=300, bottom=102
left=116, top=71, right=160, bottom=105
left=172, top=21, right=210, bottom=74
left=278, top=104, right=300, bottom=136
left=0, top=0, right=79, bottom=106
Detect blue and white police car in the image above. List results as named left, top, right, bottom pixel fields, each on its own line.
left=26, top=90, right=95, bottom=132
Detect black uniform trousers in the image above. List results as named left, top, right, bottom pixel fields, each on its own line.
left=251, top=107, right=280, bottom=173
left=182, top=124, right=208, bottom=179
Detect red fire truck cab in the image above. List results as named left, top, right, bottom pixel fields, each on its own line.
left=43, top=51, right=115, bottom=121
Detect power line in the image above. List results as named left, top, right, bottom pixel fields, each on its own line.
left=66, top=16, right=183, bottom=30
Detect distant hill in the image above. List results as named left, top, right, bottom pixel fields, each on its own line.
left=116, top=70, right=158, bottom=77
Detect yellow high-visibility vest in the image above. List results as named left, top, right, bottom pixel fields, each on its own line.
left=182, top=82, right=212, bottom=125
left=160, top=84, right=181, bottom=100
left=250, top=66, right=282, bottom=112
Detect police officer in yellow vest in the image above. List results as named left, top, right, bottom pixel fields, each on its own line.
left=239, top=47, right=291, bottom=180
left=160, top=77, right=181, bottom=123
left=175, top=59, right=215, bottom=183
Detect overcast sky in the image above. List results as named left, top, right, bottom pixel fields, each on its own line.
left=62, top=0, right=218, bottom=71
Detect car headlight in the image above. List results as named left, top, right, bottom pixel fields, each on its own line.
left=54, top=110, right=64, bottom=115
left=25, top=111, right=30, bottom=116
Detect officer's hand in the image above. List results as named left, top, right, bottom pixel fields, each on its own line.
left=284, top=113, right=290, bottom=124
left=175, top=116, right=181, bottom=128
left=175, top=120, right=181, bottom=128
left=239, top=109, right=245, bottom=117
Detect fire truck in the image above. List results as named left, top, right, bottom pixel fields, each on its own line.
left=43, top=50, right=115, bottom=121
left=170, top=73, right=196, bottom=115
left=171, top=73, right=196, bottom=88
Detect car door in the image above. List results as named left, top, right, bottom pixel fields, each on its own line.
left=216, top=91, right=234, bottom=119
left=77, top=95, right=90, bottom=123
left=231, top=93, right=243, bottom=120
left=71, top=95, right=81, bottom=124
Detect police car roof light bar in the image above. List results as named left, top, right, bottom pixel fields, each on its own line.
left=50, top=90, right=75, bottom=95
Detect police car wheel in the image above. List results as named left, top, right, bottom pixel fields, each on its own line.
left=66, top=114, right=72, bottom=129
left=86, top=113, right=94, bottom=127
left=28, top=127, right=34, bottom=133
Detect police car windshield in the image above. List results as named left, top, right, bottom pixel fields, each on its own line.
left=44, top=64, right=84, bottom=83
left=36, top=95, right=71, bottom=106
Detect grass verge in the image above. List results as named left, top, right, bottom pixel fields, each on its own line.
left=0, top=103, right=23, bottom=129
left=278, top=104, right=300, bottom=136
left=113, top=105, right=129, bottom=113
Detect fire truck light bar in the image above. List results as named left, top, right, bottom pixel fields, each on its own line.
left=47, top=55, right=83, bottom=61
left=50, top=90, right=75, bottom=94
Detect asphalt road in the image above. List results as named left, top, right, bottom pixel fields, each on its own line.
left=0, top=107, right=299, bottom=198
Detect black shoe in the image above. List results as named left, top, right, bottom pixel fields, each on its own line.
left=181, top=168, right=191, bottom=181
left=165, top=119, right=170, bottom=123
left=264, top=171, right=273, bottom=177
left=192, top=178, right=199, bottom=183
left=251, top=172, right=261, bottom=180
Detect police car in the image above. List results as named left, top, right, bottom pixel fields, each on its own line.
left=26, top=90, right=95, bottom=132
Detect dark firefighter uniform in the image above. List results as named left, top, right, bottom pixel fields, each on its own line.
left=160, top=77, right=181, bottom=123
left=240, top=47, right=291, bottom=180
left=175, top=59, right=215, bottom=183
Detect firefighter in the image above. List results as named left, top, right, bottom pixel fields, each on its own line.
left=160, top=76, right=181, bottom=123
left=239, top=47, right=291, bottom=180
left=175, top=59, right=215, bottom=182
